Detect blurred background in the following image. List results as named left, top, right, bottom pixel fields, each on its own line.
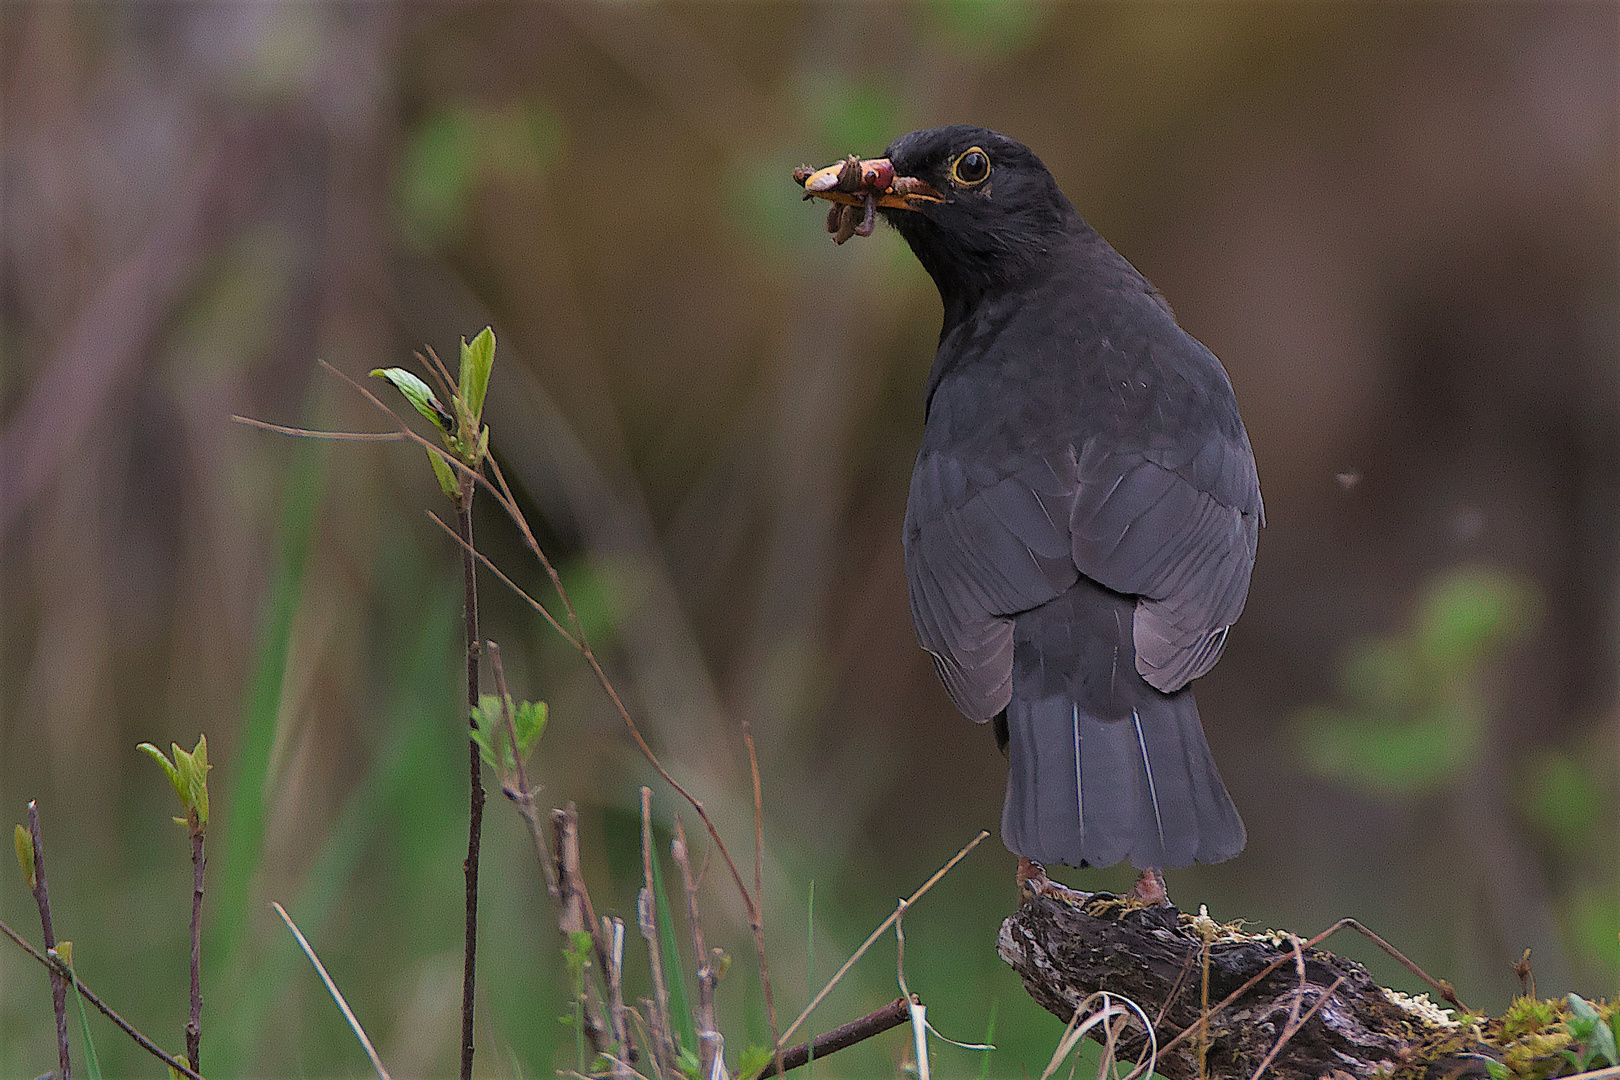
left=2, top=3, right=1616, bottom=1077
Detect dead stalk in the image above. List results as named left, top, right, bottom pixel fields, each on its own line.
left=639, top=787, right=677, bottom=1075
left=26, top=802, right=71, bottom=1080
left=672, top=817, right=722, bottom=1079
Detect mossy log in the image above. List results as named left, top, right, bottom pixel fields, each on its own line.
left=998, top=891, right=1495, bottom=1080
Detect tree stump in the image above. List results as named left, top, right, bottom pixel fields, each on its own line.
left=998, top=891, right=1493, bottom=1080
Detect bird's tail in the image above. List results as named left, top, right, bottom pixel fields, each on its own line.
left=998, top=584, right=1245, bottom=870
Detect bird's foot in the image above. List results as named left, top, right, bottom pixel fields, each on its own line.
left=1124, top=867, right=1171, bottom=908
left=1016, top=857, right=1090, bottom=905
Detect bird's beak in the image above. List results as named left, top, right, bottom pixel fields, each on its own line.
left=794, top=155, right=943, bottom=243
left=793, top=155, right=943, bottom=211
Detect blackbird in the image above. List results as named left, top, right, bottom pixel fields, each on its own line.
left=799, top=126, right=1262, bottom=901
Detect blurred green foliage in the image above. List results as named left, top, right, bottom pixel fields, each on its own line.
left=1297, top=566, right=1539, bottom=794
left=398, top=102, right=562, bottom=245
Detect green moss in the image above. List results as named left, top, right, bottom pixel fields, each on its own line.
left=1501, top=1031, right=1573, bottom=1079
left=1502, top=997, right=1559, bottom=1041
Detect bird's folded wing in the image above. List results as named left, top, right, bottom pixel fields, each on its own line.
left=904, top=449, right=1080, bottom=720
left=1070, top=437, right=1261, bottom=692
left=906, top=432, right=1261, bottom=715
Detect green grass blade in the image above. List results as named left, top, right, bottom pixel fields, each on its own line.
left=64, top=958, right=105, bottom=1080
left=207, top=419, right=327, bottom=1072
left=650, top=833, right=697, bottom=1056
left=220, top=562, right=458, bottom=1066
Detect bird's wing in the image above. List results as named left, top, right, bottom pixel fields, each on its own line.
left=904, top=447, right=1081, bottom=721
left=907, top=421, right=1260, bottom=715
left=1070, top=433, right=1261, bottom=692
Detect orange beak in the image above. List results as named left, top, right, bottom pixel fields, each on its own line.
left=794, top=155, right=943, bottom=210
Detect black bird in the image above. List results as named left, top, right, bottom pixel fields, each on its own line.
left=799, top=126, right=1262, bottom=902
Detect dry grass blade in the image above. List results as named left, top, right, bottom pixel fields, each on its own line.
left=1038, top=992, right=1156, bottom=1080
left=772, top=829, right=989, bottom=1055
left=271, top=902, right=392, bottom=1080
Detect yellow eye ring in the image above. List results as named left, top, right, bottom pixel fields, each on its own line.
left=951, top=147, right=991, bottom=186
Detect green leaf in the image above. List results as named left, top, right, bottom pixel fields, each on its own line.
left=470, top=695, right=548, bottom=773
left=428, top=447, right=460, bottom=498
left=139, top=742, right=185, bottom=801
left=1571, top=995, right=1618, bottom=1065
left=737, top=1045, right=774, bottom=1078
left=459, top=327, right=495, bottom=422
left=368, top=367, right=455, bottom=433
left=1484, top=1061, right=1509, bottom=1080
left=15, top=824, right=34, bottom=889
left=185, top=734, right=210, bottom=827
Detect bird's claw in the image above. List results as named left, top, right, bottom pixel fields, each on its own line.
left=1016, top=857, right=1091, bottom=905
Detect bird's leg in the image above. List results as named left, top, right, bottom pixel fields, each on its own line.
left=1016, top=857, right=1091, bottom=905
left=1125, top=867, right=1170, bottom=907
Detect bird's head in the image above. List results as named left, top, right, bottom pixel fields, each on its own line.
left=796, top=125, right=1076, bottom=305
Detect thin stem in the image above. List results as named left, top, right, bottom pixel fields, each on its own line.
left=755, top=997, right=915, bottom=1079
left=772, top=830, right=989, bottom=1054
left=1157, top=917, right=1465, bottom=1061
left=639, top=787, right=675, bottom=1076
left=742, top=721, right=784, bottom=1079
left=28, top=801, right=71, bottom=1080
left=671, top=818, right=720, bottom=1079
left=553, top=805, right=612, bottom=1054
left=326, top=360, right=761, bottom=936
left=187, top=828, right=205, bottom=1072
left=457, top=474, right=484, bottom=1080
left=0, top=916, right=205, bottom=1080
left=273, top=902, right=393, bottom=1080
left=487, top=642, right=561, bottom=904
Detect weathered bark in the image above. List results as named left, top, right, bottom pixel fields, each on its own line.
left=999, top=892, right=1490, bottom=1080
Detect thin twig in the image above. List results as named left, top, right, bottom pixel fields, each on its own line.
left=27, top=801, right=71, bottom=1080
left=325, top=359, right=764, bottom=940
left=229, top=415, right=405, bottom=441
left=772, top=829, right=989, bottom=1054
left=487, top=643, right=562, bottom=904
left=1152, top=947, right=1199, bottom=1032
left=605, top=917, right=634, bottom=1080
left=1333, top=918, right=1467, bottom=1011
left=742, top=719, right=785, bottom=1080
left=456, top=472, right=485, bottom=1080
left=1245, top=976, right=1347, bottom=1080
left=672, top=817, right=722, bottom=1080
left=1159, top=916, right=1465, bottom=1061
left=0, top=916, right=206, bottom=1080
left=639, top=787, right=676, bottom=1076
left=554, top=805, right=612, bottom=1055
left=755, top=997, right=915, bottom=1079
left=272, top=902, right=393, bottom=1080
left=187, top=828, right=206, bottom=1073
left=1244, top=936, right=1307, bottom=1080
left=431, top=512, right=579, bottom=648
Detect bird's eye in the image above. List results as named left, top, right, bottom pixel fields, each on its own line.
left=951, top=148, right=991, bottom=186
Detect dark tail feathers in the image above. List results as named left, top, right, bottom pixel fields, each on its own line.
left=999, top=688, right=1244, bottom=870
